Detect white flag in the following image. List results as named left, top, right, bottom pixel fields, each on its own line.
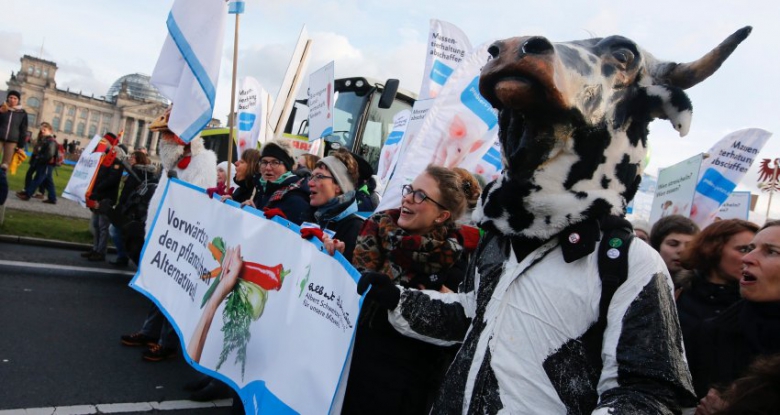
left=235, top=76, right=268, bottom=156
left=151, top=0, right=227, bottom=144
left=690, top=128, right=772, bottom=226
left=418, top=19, right=472, bottom=100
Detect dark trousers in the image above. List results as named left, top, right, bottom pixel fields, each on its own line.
left=25, top=163, right=56, bottom=202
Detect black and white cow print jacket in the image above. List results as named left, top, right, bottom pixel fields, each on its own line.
left=387, top=221, right=695, bottom=414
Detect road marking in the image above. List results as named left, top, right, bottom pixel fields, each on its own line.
left=0, top=260, right=136, bottom=276
left=0, top=399, right=233, bottom=414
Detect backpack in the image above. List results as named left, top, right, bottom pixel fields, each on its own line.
left=45, top=137, right=65, bottom=166
left=120, top=170, right=160, bottom=222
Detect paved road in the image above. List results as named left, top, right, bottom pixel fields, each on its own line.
left=0, top=243, right=232, bottom=414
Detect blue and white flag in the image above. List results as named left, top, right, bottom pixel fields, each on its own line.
left=228, top=0, right=245, bottom=14
left=151, top=0, right=228, bottom=144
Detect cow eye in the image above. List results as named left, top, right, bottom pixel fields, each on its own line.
left=612, top=49, right=634, bottom=64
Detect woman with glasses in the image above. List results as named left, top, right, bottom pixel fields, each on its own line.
left=342, top=165, right=471, bottom=415
left=244, top=141, right=313, bottom=225
left=307, top=149, right=363, bottom=262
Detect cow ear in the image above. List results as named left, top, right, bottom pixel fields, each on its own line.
left=644, top=85, right=693, bottom=137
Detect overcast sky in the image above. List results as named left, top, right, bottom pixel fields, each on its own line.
left=2, top=0, right=779, bottom=217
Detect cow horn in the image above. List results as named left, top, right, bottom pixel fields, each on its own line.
left=654, top=26, right=752, bottom=90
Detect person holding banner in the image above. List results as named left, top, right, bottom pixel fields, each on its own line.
left=308, top=149, right=363, bottom=262
left=223, top=149, right=261, bottom=203
left=243, top=141, right=313, bottom=225
left=343, top=165, right=470, bottom=415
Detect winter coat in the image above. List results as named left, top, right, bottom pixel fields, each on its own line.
left=252, top=174, right=313, bottom=225
left=89, top=158, right=124, bottom=205
left=0, top=108, right=28, bottom=144
left=675, top=270, right=741, bottom=372
left=313, top=193, right=363, bottom=262
left=342, top=210, right=466, bottom=415
left=387, top=220, right=696, bottom=414
left=118, top=164, right=158, bottom=207
left=35, top=136, right=58, bottom=167
left=687, top=300, right=780, bottom=398
left=230, top=177, right=254, bottom=203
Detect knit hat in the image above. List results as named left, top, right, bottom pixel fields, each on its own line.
left=217, top=161, right=229, bottom=173
left=260, top=141, right=294, bottom=171
left=7, top=90, right=20, bottom=100
left=319, top=156, right=355, bottom=193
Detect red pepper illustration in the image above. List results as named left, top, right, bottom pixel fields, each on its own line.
left=240, top=262, right=289, bottom=291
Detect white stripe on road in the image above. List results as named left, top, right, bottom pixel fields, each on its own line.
left=0, top=399, right=233, bottom=414
left=0, top=260, right=136, bottom=276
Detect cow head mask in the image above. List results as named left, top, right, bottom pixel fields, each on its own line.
left=475, top=26, right=751, bottom=239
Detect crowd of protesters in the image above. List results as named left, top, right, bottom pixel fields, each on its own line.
left=4, top=87, right=779, bottom=414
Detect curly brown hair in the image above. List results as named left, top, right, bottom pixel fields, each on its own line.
left=299, top=153, right=321, bottom=171
left=452, top=167, right=482, bottom=209
left=679, top=219, right=758, bottom=275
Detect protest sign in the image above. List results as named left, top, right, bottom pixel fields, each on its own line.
left=62, top=134, right=104, bottom=206
left=418, top=19, right=472, bottom=100
left=308, top=61, right=335, bottom=141
left=376, top=109, right=411, bottom=183
left=716, top=191, right=751, bottom=221
left=690, top=128, right=772, bottom=226
left=649, top=154, right=703, bottom=225
left=133, top=179, right=361, bottom=414
left=376, top=44, right=497, bottom=212
left=235, top=76, right=269, bottom=156
left=375, top=99, right=435, bottom=212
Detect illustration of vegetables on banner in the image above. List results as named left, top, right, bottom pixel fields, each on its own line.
left=199, top=237, right=289, bottom=377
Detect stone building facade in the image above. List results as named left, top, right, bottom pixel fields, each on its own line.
left=5, top=55, right=181, bottom=155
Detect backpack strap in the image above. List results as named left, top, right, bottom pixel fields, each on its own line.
left=595, top=221, right=633, bottom=336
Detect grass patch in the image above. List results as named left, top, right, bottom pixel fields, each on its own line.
left=1, top=208, right=92, bottom=244
left=7, top=163, right=75, bottom=194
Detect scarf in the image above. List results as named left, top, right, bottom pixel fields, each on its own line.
left=353, top=209, right=463, bottom=286
left=257, top=171, right=294, bottom=192
left=314, top=191, right=358, bottom=225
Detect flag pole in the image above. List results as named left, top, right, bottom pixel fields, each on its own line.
left=226, top=9, right=241, bottom=186
left=766, top=158, right=779, bottom=221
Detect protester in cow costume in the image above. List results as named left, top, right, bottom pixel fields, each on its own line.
left=357, top=27, right=752, bottom=414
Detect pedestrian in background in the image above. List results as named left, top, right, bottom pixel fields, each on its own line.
left=0, top=90, right=28, bottom=204
left=15, top=122, right=57, bottom=204
left=650, top=215, right=700, bottom=287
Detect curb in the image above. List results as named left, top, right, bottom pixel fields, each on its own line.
left=0, top=234, right=117, bottom=253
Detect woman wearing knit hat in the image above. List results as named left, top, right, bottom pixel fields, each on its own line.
left=0, top=90, right=28, bottom=170
left=308, top=148, right=364, bottom=261
left=243, top=140, right=313, bottom=225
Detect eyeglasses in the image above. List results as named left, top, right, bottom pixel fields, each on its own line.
left=401, top=184, right=447, bottom=210
left=309, top=173, right=334, bottom=182
left=259, top=159, right=283, bottom=167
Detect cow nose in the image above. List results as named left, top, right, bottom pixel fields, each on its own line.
left=521, top=36, right=554, bottom=55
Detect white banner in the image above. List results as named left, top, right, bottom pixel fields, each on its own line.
left=308, top=61, right=335, bottom=141
left=459, top=133, right=502, bottom=182
left=717, top=191, right=751, bottom=221
left=151, top=0, right=227, bottom=143
left=376, top=99, right=435, bottom=212
left=689, top=128, right=772, bottom=226
left=376, top=109, right=411, bottom=183
left=62, top=134, right=104, bottom=207
left=649, top=154, right=703, bottom=226
left=235, top=76, right=268, bottom=156
left=133, top=179, right=362, bottom=414
left=418, top=19, right=472, bottom=100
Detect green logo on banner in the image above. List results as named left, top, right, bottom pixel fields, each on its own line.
left=609, top=238, right=623, bottom=248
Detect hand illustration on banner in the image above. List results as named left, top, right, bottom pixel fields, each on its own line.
left=188, top=237, right=289, bottom=378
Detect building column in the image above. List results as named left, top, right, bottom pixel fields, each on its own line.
left=150, top=131, right=160, bottom=156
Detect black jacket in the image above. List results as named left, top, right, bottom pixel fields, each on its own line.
left=90, top=159, right=124, bottom=205
left=252, top=174, right=313, bottom=225
left=0, top=108, right=28, bottom=144
left=230, top=177, right=254, bottom=203
left=676, top=271, right=741, bottom=370
left=118, top=164, right=158, bottom=207
left=688, top=300, right=780, bottom=397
